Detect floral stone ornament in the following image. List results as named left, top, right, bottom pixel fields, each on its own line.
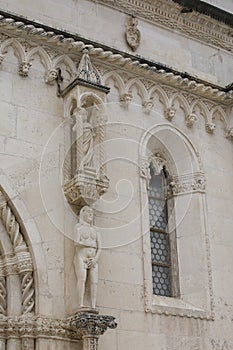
left=125, top=16, right=141, bottom=51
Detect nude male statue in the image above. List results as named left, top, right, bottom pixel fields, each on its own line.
left=73, top=206, right=101, bottom=309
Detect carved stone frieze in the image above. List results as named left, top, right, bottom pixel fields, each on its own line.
left=70, top=312, right=117, bottom=336
left=92, top=0, right=233, bottom=53
left=0, top=313, right=116, bottom=343
left=125, top=17, right=141, bottom=51
left=64, top=170, right=109, bottom=209
left=0, top=13, right=232, bottom=142
left=169, top=172, right=206, bottom=196
left=0, top=12, right=232, bottom=108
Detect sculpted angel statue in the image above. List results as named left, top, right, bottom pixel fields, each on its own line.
left=73, top=206, right=101, bottom=309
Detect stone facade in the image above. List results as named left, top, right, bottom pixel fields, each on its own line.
left=0, top=0, right=232, bottom=349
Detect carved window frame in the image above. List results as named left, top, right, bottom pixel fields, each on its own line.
left=139, top=124, right=214, bottom=320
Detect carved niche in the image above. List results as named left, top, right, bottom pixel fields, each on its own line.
left=59, top=49, right=110, bottom=211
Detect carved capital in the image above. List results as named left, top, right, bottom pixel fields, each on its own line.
left=70, top=312, right=117, bottom=337
left=169, top=172, right=206, bottom=196
left=150, top=153, right=166, bottom=175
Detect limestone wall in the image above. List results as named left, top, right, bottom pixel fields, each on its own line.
left=0, top=1, right=232, bottom=349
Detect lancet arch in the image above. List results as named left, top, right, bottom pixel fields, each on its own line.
left=139, top=123, right=213, bottom=319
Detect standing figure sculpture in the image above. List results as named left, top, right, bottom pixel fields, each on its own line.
left=74, top=206, right=101, bottom=309
left=72, top=107, right=95, bottom=171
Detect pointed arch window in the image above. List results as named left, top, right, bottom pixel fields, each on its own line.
left=148, top=161, right=172, bottom=297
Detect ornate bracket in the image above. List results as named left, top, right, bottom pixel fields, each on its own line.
left=69, top=312, right=117, bottom=350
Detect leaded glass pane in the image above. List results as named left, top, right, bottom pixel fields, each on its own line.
left=150, top=231, right=170, bottom=264
left=152, top=265, right=171, bottom=297
left=149, top=166, right=172, bottom=297
left=149, top=198, right=167, bottom=230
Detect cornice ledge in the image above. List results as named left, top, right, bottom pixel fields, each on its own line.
left=0, top=10, right=232, bottom=105
left=93, top=0, right=233, bottom=52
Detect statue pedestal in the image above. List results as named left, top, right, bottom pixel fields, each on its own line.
left=68, top=311, right=117, bottom=350
left=64, top=168, right=109, bottom=211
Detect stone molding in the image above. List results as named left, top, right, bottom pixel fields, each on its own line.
left=0, top=33, right=231, bottom=139
left=0, top=190, right=35, bottom=316
left=0, top=12, right=232, bottom=109
left=169, top=171, right=206, bottom=196
left=0, top=313, right=117, bottom=342
left=93, top=0, right=233, bottom=53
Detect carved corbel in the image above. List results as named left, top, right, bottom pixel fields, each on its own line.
left=165, top=107, right=176, bottom=121
left=120, top=92, right=133, bottom=108
left=206, top=122, right=216, bottom=134
left=186, top=113, right=197, bottom=127
left=18, top=61, right=32, bottom=77
left=69, top=312, right=117, bottom=350
left=143, top=99, right=154, bottom=113
left=45, top=68, right=58, bottom=85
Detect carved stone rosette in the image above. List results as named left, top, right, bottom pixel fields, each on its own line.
left=69, top=312, right=117, bottom=350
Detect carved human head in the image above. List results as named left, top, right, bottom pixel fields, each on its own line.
left=47, top=69, right=58, bottom=84
left=80, top=206, right=94, bottom=224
